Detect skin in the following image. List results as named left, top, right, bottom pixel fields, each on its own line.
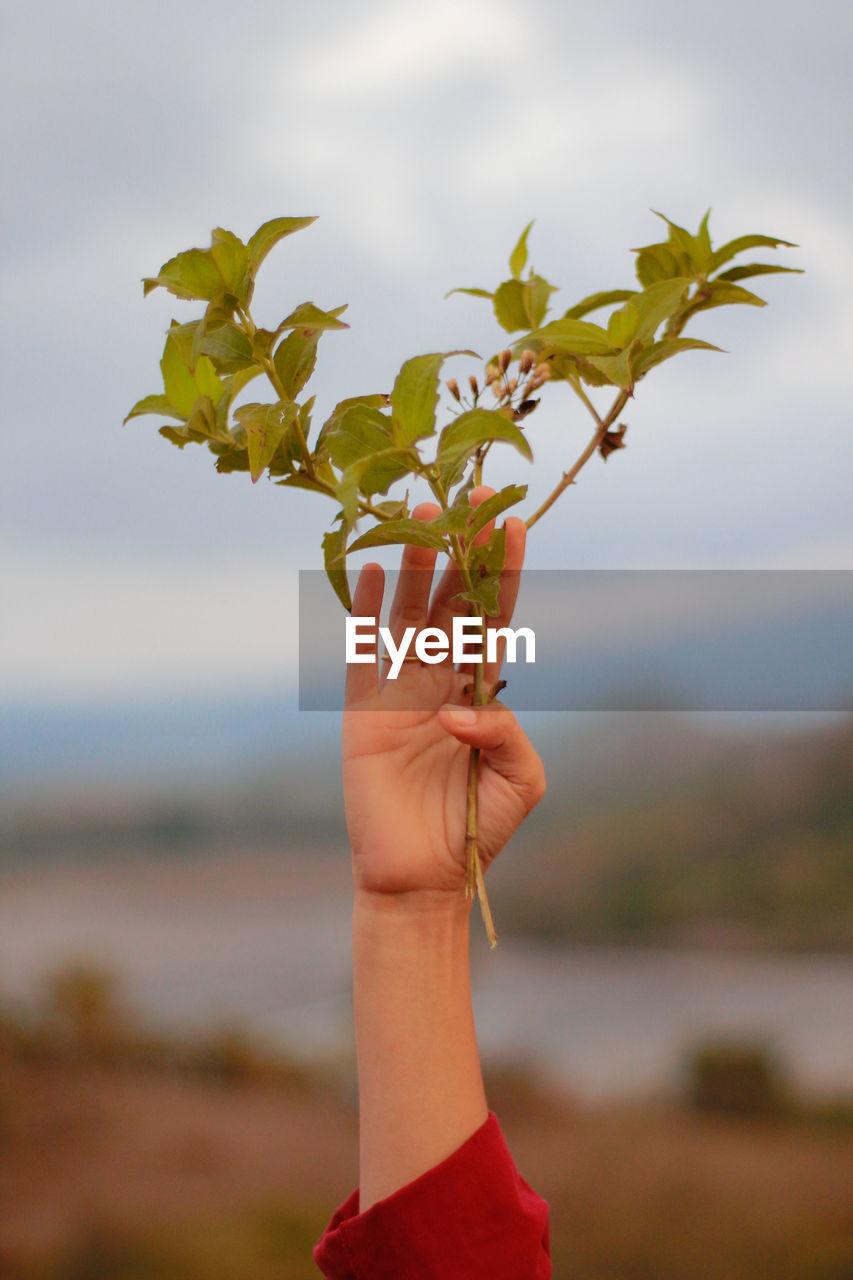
left=342, top=488, right=546, bottom=1209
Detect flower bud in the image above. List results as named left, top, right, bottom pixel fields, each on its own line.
left=533, top=362, right=551, bottom=382
left=499, top=348, right=512, bottom=373
left=519, top=349, right=536, bottom=375
left=506, top=377, right=518, bottom=396
left=484, top=363, right=500, bottom=386
left=446, top=378, right=461, bottom=401
left=468, top=374, right=480, bottom=398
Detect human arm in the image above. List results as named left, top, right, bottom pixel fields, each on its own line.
left=345, top=495, right=545, bottom=1206
left=314, top=494, right=550, bottom=1277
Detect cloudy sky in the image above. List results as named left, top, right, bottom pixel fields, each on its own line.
left=2, top=0, right=851, bottom=706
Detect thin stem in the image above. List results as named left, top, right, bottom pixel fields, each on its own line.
left=448, top=530, right=497, bottom=948
left=567, top=377, right=604, bottom=427
left=525, top=388, right=630, bottom=531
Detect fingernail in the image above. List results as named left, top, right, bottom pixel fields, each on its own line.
left=444, top=705, right=477, bottom=725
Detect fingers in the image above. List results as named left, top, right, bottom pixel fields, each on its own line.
left=385, top=501, right=440, bottom=645
left=345, top=562, right=384, bottom=706
left=437, top=702, right=547, bottom=812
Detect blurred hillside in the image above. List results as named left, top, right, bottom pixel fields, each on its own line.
left=492, top=713, right=853, bottom=951
left=1, top=713, right=850, bottom=952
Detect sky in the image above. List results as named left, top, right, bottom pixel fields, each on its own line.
left=2, top=0, right=852, bottom=707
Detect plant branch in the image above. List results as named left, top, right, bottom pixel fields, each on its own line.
left=525, top=388, right=630, bottom=530
left=448, top=531, right=498, bottom=947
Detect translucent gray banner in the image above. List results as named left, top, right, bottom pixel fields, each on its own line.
left=298, top=570, right=853, bottom=712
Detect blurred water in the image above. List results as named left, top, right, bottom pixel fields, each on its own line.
left=1, top=851, right=850, bottom=1101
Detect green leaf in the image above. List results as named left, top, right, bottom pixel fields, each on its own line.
left=710, top=234, right=797, bottom=272
left=347, top=519, right=447, bottom=555
left=194, top=354, right=226, bottom=406
left=631, top=278, right=691, bottom=341
left=143, top=247, right=225, bottom=301
left=493, top=280, right=530, bottom=333
left=445, top=286, right=494, bottom=300
left=164, top=318, right=203, bottom=371
left=524, top=273, right=556, bottom=328
left=217, top=366, right=262, bottom=420
left=185, top=395, right=224, bottom=443
left=273, top=330, right=319, bottom=399
left=276, top=302, right=350, bottom=332
left=633, top=243, right=685, bottom=287
left=427, top=507, right=473, bottom=535
left=391, top=352, right=475, bottom=447
left=689, top=280, right=767, bottom=311
left=123, top=394, right=186, bottom=425
left=234, top=401, right=299, bottom=483
left=652, top=211, right=711, bottom=273
left=161, top=330, right=202, bottom=416
left=509, top=221, right=534, bottom=280
left=324, top=401, right=394, bottom=470
left=210, top=438, right=250, bottom=473
left=564, top=289, right=636, bottom=320
left=158, top=425, right=194, bottom=450
left=464, top=524, right=507, bottom=608
left=246, top=216, right=317, bottom=274
left=209, top=228, right=251, bottom=303
left=322, top=524, right=352, bottom=611
left=465, top=483, right=527, bottom=538
left=524, top=317, right=613, bottom=356
left=437, top=408, right=532, bottom=487
left=697, top=209, right=712, bottom=264
left=317, top=394, right=391, bottom=452
left=199, top=322, right=255, bottom=373
left=585, top=347, right=636, bottom=392
left=276, top=470, right=337, bottom=495
left=455, top=580, right=501, bottom=618
left=159, top=326, right=226, bottom=418
left=607, top=302, right=639, bottom=349
left=631, top=337, right=724, bottom=379
left=361, top=448, right=415, bottom=497
left=716, top=262, right=804, bottom=283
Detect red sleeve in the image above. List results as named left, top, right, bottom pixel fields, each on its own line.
left=313, top=1111, right=550, bottom=1279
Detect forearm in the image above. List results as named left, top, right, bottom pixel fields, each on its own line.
left=353, top=889, right=488, bottom=1210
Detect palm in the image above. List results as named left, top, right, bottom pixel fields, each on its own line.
left=342, top=497, right=537, bottom=899
left=344, top=669, right=530, bottom=895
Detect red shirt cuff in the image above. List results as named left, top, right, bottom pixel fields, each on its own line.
left=313, top=1111, right=550, bottom=1279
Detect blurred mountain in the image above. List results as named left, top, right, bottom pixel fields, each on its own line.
left=491, top=714, right=853, bottom=951
left=1, top=709, right=850, bottom=952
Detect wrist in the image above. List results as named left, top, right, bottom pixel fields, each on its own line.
left=353, top=886, right=472, bottom=933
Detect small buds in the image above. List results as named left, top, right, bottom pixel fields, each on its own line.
left=446, top=378, right=461, bottom=401
left=525, top=362, right=552, bottom=391
left=484, top=363, right=500, bottom=386
left=506, top=377, right=518, bottom=397
left=468, top=374, right=480, bottom=398
left=498, top=349, right=512, bottom=373
left=519, top=349, right=536, bottom=375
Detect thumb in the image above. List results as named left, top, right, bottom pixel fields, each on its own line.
left=437, top=703, right=547, bottom=811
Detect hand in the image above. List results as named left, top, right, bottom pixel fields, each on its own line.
left=343, top=489, right=546, bottom=904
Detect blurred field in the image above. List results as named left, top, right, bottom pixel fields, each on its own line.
left=1, top=1008, right=852, bottom=1280
left=1, top=713, right=851, bottom=1276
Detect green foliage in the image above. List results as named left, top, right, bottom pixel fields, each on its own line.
left=127, top=211, right=799, bottom=613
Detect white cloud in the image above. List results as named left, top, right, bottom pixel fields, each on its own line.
left=289, top=0, right=519, bottom=96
